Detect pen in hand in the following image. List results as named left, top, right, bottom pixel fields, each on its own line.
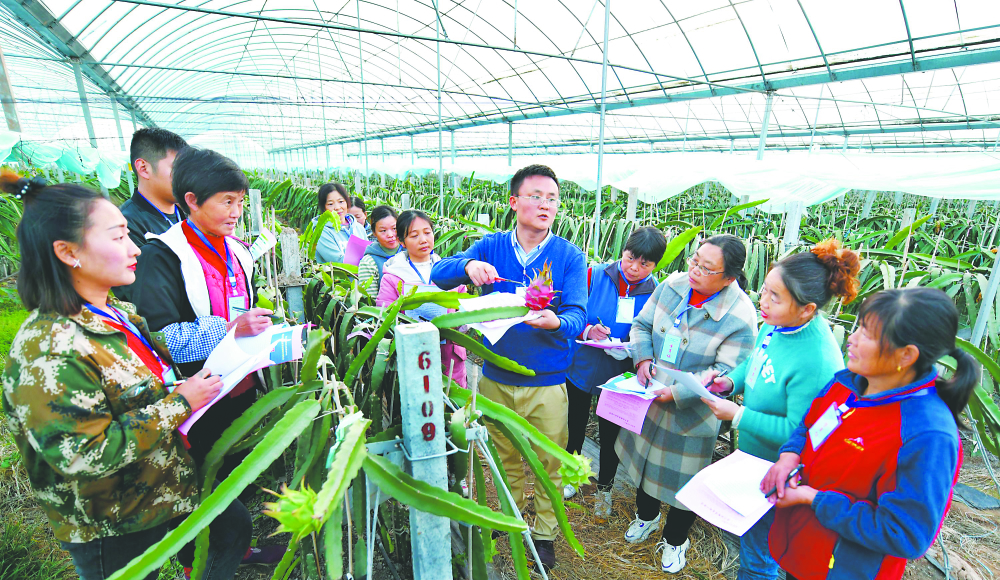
left=764, top=463, right=805, bottom=497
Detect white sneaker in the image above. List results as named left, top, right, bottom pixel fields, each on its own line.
left=594, top=490, right=612, bottom=522
left=563, top=483, right=577, bottom=500
left=655, top=538, right=690, bottom=573
left=624, top=513, right=661, bottom=543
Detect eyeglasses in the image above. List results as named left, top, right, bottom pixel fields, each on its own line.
left=687, top=256, right=724, bottom=276
left=516, top=195, right=561, bottom=208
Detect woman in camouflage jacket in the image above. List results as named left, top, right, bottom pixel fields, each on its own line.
left=0, top=177, right=250, bottom=580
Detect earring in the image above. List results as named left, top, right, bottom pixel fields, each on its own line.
left=896, top=365, right=901, bottom=373
left=73, top=259, right=81, bottom=269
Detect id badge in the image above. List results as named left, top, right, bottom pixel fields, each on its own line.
left=659, top=334, right=682, bottom=364
left=745, top=349, right=765, bottom=390
left=808, top=402, right=843, bottom=450
left=228, top=296, right=246, bottom=322
left=616, top=297, right=636, bottom=324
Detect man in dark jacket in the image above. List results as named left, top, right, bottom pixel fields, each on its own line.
left=115, top=128, right=187, bottom=301
left=120, top=128, right=188, bottom=248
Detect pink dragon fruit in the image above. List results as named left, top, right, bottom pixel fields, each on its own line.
left=525, top=260, right=558, bottom=310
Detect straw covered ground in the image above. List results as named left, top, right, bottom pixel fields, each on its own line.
left=476, top=433, right=1000, bottom=580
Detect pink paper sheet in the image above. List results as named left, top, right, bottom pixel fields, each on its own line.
left=343, top=235, right=369, bottom=266
left=674, top=450, right=775, bottom=536
left=596, top=388, right=654, bottom=434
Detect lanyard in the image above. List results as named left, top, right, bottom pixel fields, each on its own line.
left=137, top=190, right=180, bottom=226
left=673, top=288, right=721, bottom=328
left=85, top=303, right=163, bottom=365
left=759, top=322, right=808, bottom=351
left=407, top=255, right=432, bottom=285
left=187, top=220, right=237, bottom=288
left=845, top=384, right=937, bottom=408
left=616, top=261, right=642, bottom=297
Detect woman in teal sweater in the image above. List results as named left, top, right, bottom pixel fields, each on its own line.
left=702, top=238, right=860, bottom=580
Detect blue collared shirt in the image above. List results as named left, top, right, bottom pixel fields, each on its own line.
left=510, top=226, right=553, bottom=268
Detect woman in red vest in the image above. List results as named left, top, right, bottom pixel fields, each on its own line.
left=131, top=149, right=285, bottom=573
left=763, top=288, right=978, bottom=580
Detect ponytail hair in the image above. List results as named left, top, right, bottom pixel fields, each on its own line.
left=777, top=238, right=861, bottom=309
left=701, top=234, right=748, bottom=291
left=858, top=287, right=981, bottom=426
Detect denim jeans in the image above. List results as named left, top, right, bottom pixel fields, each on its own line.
left=737, top=509, right=780, bottom=580
left=61, top=498, right=252, bottom=580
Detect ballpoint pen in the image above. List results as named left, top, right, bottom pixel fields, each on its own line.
left=765, top=463, right=805, bottom=497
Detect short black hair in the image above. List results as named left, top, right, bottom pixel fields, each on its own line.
left=317, top=183, right=350, bottom=214
left=509, top=164, right=558, bottom=198
left=700, top=234, right=748, bottom=290
left=350, top=196, right=366, bottom=213
left=9, top=181, right=103, bottom=316
left=396, top=209, right=433, bottom=240
left=130, top=127, right=187, bottom=172
left=623, top=227, right=667, bottom=264
left=171, top=148, right=248, bottom=212
left=370, top=205, right=397, bottom=227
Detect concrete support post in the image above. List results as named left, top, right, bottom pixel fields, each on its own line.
left=781, top=201, right=804, bottom=252
left=249, top=188, right=263, bottom=236
left=894, top=191, right=904, bottom=205
left=967, top=200, right=978, bottom=220
left=401, top=193, right=411, bottom=210
left=279, top=227, right=304, bottom=322
left=901, top=208, right=916, bottom=230
left=395, top=323, right=452, bottom=580
left=861, top=190, right=876, bottom=218
left=626, top=187, right=638, bottom=224
left=739, top=194, right=750, bottom=217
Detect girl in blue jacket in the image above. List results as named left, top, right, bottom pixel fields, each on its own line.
left=564, top=227, right=666, bottom=509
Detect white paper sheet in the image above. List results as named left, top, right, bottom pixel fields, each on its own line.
left=675, top=450, right=775, bottom=536
left=656, top=366, right=723, bottom=401
left=249, top=227, right=277, bottom=261
left=459, top=293, right=542, bottom=344
left=180, top=324, right=307, bottom=435
left=576, top=337, right=629, bottom=350
left=704, top=453, right=774, bottom=516
left=597, top=373, right=661, bottom=400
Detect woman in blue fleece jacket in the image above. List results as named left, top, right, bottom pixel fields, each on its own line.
left=563, top=227, right=665, bottom=507
left=702, top=239, right=860, bottom=580
left=762, top=288, right=979, bottom=580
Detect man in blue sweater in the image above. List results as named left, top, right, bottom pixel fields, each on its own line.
left=431, top=164, right=587, bottom=571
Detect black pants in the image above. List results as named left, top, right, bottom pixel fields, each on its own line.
left=635, top=486, right=697, bottom=546
left=566, top=381, right=622, bottom=490
left=186, top=386, right=256, bottom=474
left=62, top=498, right=252, bottom=580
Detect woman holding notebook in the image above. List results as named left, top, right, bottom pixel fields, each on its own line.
left=611, top=234, right=757, bottom=574
left=0, top=172, right=252, bottom=579
left=376, top=209, right=468, bottom=388
left=702, top=239, right=860, bottom=580
left=563, top=227, right=665, bottom=506
left=762, top=287, right=976, bottom=580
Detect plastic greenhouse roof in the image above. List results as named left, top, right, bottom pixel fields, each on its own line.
left=3, top=0, right=1000, bottom=166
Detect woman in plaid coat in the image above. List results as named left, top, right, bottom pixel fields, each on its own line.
left=613, top=234, right=757, bottom=573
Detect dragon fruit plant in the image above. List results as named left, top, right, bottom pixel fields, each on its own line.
left=525, top=260, right=558, bottom=310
